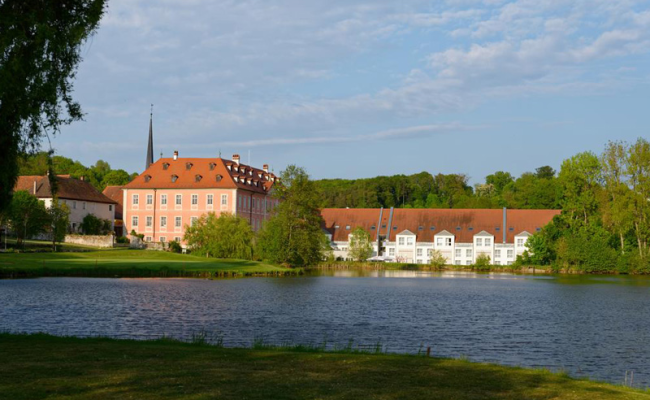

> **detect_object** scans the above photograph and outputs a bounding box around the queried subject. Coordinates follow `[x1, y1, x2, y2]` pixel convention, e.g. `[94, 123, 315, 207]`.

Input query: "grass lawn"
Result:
[0, 334, 647, 400]
[0, 249, 296, 278]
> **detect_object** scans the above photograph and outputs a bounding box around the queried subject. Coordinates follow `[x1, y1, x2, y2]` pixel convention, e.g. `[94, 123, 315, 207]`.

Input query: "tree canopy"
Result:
[0, 0, 106, 212]
[184, 213, 254, 259]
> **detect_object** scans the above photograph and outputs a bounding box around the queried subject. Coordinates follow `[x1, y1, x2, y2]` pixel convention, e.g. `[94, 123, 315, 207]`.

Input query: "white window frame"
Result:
[207, 194, 214, 210]
[495, 249, 501, 258]
[398, 237, 405, 245]
[132, 194, 139, 210]
[132, 215, 139, 227]
[146, 194, 153, 205]
[159, 237, 166, 243]
[455, 249, 461, 257]
[466, 249, 472, 257]
[221, 194, 228, 210]
[160, 216, 167, 231]
[485, 238, 492, 247]
[146, 216, 153, 230]
[175, 216, 182, 231]
[191, 194, 198, 210]
[507, 249, 514, 258]
[445, 237, 452, 246]
[476, 238, 483, 246]
[175, 194, 182, 210]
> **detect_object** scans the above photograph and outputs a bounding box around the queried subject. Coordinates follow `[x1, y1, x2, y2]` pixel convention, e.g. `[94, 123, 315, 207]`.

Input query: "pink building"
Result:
[123, 153, 279, 245]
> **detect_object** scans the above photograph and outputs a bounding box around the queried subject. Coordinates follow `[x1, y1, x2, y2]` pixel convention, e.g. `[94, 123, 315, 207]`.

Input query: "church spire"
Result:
[146, 104, 154, 170]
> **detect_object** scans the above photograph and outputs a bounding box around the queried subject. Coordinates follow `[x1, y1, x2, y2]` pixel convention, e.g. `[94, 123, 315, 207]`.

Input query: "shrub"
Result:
[473, 254, 491, 271]
[115, 236, 130, 244]
[168, 240, 182, 253]
[81, 214, 111, 235]
[429, 249, 447, 269]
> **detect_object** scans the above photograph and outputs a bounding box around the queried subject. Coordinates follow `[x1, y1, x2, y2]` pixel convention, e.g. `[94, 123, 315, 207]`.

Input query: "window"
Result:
[160, 216, 167, 228]
[455, 249, 461, 257]
[175, 216, 182, 228]
[416, 248, 423, 256]
[146, 216, 152, 227]
[399, 237, 405, 245]
[161, 194, 167, 205]
[147, 194, 153, 205]
[191, 217, 198, 226]
[132, 194, 139, 205]
[495, 261, 501, 265]
[466, 260, 472, 265]
[191, 194, 198, 205]
[174, 237, 181, 242]
[445, 238, 452, 246]
[175, 194, 182, 205]
[109, 205, 113, 211]
[163, 163, 169, 170]
[476, 238, 483, 246]
[507, 249, 514, 258]
[468, 227, 473, 231]
[393, 226, 397, 231]
[222, 194, 228, 206]
[418, 226, 423, 231]
[160, 237, 166, 243]
[437, 238, 444, 246]
[73, 201, 77, 209]
[171, 175, 178, 183]
[132, 216, 139, 227]
[146, 236, 152, 242]
[495, 249, 501, 258]
[485, 238, 492, 246]
[82, 202, 86, 210]
[456, 226, 461, 231]
[195, 175, 202, 182]
[466, 249, 472, 257]
[430, 226, 435, 230]
[427, 249, 433, 256]
[407, 237, 414, 245]
[389, 248, 395, 256]
[517, 238, 525, 246]
[371, 226, 376, 230]
[206, 194, 213, 206]
[345, 225, 350, 230]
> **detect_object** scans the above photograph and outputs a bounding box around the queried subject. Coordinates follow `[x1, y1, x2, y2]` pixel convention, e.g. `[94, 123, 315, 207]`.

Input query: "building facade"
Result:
[14, 175, 116, 232]
[122, 153, 279, 244]
[321, 208, 560, 265]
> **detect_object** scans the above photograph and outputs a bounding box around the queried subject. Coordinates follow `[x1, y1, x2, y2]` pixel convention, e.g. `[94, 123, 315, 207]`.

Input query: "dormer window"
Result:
[144, 175, 152, 183]
[216, 174, 223, 182]
[209, 163, 216, 171]
[195, 174, 202, 182]
[227, 165, 232, 171]
[249, 170, 253, 176]
[234, 166, 239, 172]
[186, 162, 193, 170]
[171, 175, 178, 183]
[234, 177, 239, 182]
[162, 163, 170, 170]
[258, 173, 262, 178]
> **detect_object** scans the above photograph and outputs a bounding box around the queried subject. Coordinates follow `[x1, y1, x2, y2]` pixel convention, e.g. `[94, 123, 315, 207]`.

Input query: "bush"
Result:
[473, 254, 491, 271]
[168, 240, 182, 253]
[130, 230, 145, 240]
[81, 214, 111, 235]
[429, 249, 447, 269]
[115, 236, 130, 244]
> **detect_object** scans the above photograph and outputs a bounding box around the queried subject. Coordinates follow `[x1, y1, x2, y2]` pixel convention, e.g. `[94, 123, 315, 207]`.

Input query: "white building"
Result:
[322, 208, 560, 265]
[15, 175, 116, 233]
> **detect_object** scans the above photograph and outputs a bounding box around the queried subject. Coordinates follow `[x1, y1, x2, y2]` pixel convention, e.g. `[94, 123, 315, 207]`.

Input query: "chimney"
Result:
[263, 164, 269, 173]
[173, 150, 178, 161]
[502, 207, 507, 244]
[233, 154, 240, 165]
[33, 180, 37, 195]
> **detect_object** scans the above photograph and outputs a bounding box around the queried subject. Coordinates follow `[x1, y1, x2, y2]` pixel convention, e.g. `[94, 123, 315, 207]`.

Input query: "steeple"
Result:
[145, 104, 154, 170]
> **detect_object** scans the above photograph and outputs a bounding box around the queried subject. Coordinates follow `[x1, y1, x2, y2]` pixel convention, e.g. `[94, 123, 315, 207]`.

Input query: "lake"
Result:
[1, 271, 649, 387]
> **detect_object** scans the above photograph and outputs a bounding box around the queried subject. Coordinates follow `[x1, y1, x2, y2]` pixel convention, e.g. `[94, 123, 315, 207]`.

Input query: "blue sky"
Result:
[52, 0, 650, 183]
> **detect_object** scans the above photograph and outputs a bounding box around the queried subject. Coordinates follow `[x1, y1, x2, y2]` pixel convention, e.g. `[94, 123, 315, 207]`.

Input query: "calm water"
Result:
[1, 271, 649, 386]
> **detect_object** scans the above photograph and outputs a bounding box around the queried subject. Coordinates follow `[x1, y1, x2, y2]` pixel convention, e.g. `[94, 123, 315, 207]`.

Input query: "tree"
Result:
[0, 0, 106, 212]
[535, 166, 556, 180]
[349, 227, 373, 261]
[184, 213, 254, 259]
[626, 138, 650, 258]
[80, 213, 110, 235]
[558, 152, 602, 227]
[4, 190, 50, 246]
[101, 169, 132, 188]
[256, 165, 329, 267]
[600, 141, 633, 254]
[48, 199, 70, 250]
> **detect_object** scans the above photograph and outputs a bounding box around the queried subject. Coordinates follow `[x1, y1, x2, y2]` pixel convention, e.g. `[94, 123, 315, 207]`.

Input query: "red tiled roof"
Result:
[124, 157, 278, 194]
[102, 186, 124, 219]
[14, 175, 117, 205]
[321, 208, 560, 244]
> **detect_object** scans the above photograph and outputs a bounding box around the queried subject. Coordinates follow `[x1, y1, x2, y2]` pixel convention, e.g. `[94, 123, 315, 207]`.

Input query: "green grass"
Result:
[0, 249, 298, 278]
[0, 333, 647, 400]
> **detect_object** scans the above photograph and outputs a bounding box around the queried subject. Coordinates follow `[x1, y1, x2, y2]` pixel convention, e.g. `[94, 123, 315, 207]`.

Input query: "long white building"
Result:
[321, 208, 560, 265]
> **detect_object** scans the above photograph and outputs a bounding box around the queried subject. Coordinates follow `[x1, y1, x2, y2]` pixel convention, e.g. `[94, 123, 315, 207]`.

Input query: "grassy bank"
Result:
[318, 261, 549, 274]
[0, 333, 646, 400]
[0, 249, 298, 279]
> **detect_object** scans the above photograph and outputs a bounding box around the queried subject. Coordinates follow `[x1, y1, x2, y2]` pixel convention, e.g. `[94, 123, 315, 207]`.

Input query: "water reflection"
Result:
[1, 275, 649, 387]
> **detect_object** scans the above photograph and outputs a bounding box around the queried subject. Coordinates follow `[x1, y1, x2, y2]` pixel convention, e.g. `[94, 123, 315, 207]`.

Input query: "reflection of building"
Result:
[102, 186, 125, 236]
[321, 208, 560, 264]
[14, 175, 116, 233]
[122, 153, 279, 245]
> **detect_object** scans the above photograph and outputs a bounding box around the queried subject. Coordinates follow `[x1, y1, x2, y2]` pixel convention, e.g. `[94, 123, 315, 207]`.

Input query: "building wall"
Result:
[123, 188, 278, 245]
[42, 198, 115, 233]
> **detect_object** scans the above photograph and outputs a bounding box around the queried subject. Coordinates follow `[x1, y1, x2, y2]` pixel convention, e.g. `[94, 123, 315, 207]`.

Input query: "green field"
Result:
[0, 333, 646, 400]
[0, 249, 297, 278]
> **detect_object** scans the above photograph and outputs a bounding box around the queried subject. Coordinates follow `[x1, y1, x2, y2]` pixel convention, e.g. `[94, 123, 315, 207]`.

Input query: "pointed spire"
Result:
[146, 104, 154, 170]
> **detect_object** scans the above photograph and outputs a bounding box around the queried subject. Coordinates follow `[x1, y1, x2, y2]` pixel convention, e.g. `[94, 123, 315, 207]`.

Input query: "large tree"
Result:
[348, 227, 373, 262]
[0, 0, 106, 212]
[256, 165, 329, 267]
[4, 190, 50, 246]
[184, 213, 254, 259]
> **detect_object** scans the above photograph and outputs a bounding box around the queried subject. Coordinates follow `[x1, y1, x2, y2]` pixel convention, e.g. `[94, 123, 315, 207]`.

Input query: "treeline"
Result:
[313, 166, 560, 210]
[18, 152, 137, 191]
[522, 139, 650, 274]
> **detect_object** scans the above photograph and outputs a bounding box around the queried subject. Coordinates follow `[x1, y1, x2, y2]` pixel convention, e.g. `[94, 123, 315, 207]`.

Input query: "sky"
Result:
[51, 0, 650, 183]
